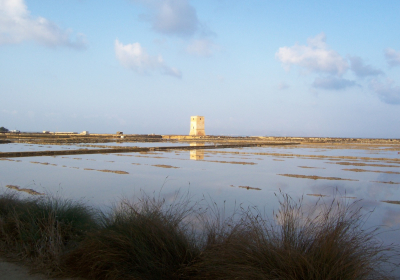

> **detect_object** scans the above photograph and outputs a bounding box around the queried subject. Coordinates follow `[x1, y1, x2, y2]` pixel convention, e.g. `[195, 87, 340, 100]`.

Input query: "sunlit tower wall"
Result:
[189, 116, 205, 136]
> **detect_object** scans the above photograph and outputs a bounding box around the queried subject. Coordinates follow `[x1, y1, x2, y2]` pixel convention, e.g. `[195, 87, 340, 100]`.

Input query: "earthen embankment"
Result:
[1, 132, 399, 145]
[0, 143, 298, 158]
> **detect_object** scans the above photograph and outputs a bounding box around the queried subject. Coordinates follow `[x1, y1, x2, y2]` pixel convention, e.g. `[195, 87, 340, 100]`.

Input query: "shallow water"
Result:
[1, 142, 400, 248]
[0, 141, 192, 153]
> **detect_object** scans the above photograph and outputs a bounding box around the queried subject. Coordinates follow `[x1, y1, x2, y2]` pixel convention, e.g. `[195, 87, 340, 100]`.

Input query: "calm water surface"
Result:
[1, 142, 400, 247]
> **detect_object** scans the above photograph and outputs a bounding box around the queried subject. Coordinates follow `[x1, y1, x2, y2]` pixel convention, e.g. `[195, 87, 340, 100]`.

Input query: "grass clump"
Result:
[0, 191, 98, 275]
[184, 192, 399, 280]
[64, 192, 200, 280]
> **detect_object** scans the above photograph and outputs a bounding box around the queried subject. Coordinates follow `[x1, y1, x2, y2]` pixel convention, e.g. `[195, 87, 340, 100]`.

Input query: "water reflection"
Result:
[190, 142, 204, 160]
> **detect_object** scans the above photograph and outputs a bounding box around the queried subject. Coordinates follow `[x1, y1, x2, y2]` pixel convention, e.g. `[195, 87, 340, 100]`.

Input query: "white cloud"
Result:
[370, 79, 400, 105]
[349, 56, 383, 78]
[276, 33, 348, 76]
[114, 39, 181, 78]
[312, 77, 356, 90]
[133, 0, 198, 37]
[131, 0, 219, 57]
[384, 48, 400, 67]
[0, 0, 86, 48]
[186, 39, 218, 56]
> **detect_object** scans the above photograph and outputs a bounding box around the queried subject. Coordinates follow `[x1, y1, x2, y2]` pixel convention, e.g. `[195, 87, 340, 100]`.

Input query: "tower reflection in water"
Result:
[189, 142, 204, 160]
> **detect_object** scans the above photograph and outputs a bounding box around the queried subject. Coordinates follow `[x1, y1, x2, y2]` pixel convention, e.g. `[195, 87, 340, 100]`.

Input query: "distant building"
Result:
[43, 131, 50, 134]
[81, 131, 90, 135]
[189, 116, 205, 136]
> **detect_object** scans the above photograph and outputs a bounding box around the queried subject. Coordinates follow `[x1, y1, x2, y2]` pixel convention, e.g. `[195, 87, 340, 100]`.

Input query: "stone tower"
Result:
[189, 116, 205, 136]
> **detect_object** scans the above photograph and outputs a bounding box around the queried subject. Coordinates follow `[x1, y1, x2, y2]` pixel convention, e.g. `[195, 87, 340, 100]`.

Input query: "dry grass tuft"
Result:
[64, 191, 200, 280]
[0, 192, 98, 275]
[182, 191, 399, 280]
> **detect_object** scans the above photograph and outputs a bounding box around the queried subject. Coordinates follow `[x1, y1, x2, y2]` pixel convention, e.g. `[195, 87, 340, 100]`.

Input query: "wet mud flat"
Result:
[278, 174, 358, 181]
[5, 185, 44, 195]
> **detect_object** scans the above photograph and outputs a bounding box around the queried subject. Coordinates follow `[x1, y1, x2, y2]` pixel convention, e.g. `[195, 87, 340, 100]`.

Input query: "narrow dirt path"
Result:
[0, 259, 80, 280]
[0, 259, 47, 280]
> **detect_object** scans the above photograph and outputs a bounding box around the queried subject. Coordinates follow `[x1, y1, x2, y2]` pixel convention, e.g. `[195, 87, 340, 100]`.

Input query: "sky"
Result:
[1, 0, 400, 138]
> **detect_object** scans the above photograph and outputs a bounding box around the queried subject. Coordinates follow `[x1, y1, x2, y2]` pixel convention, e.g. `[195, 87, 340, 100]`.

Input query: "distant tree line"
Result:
[0, 127, 9, 132]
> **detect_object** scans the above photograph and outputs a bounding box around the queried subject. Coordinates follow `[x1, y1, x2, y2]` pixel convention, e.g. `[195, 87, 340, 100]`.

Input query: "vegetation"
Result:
[184, 193, 399, 280]
[0, 190, 399, 279]
[0, 126, 9, 132]
[0, 192, 98, 275]
[65, 192, 199, 280]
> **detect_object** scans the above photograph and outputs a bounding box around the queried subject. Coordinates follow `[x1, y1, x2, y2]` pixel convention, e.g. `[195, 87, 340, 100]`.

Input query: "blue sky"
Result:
[1, 0, 400, 137]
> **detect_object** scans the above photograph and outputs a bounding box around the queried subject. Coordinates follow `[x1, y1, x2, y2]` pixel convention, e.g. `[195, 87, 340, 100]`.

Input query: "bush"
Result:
[0, 126, 8, 132]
